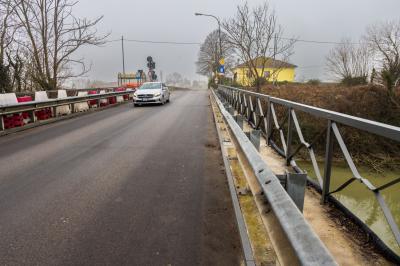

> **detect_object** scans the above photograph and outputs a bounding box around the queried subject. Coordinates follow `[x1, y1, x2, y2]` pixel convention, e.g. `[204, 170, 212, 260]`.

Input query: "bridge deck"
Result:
[0, 90, 242, 265]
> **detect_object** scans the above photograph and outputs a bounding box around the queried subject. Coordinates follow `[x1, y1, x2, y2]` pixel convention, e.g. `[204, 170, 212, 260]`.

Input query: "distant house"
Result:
[232, 56, 297, 86]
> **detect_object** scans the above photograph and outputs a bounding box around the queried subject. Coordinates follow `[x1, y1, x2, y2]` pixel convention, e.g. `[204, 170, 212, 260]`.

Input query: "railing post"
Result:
[266, 98, 272, 145]
[52, 106, 57, 117]
[235, 114, 244, 130]
[234, 91, 239, 110]
[250, 129, 261, 151]
[239, 93, 244, 114]
[29, 110, 37, 123]
[286, 108, 293, 166]
[321, 120, 334, 204]
[0, 115, 4, 131]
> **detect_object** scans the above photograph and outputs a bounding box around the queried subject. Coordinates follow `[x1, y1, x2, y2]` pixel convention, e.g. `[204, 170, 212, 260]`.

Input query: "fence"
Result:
[216, 85, 400, 260]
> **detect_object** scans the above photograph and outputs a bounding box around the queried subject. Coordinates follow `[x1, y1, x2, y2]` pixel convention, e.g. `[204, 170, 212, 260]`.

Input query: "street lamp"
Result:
[195, 12, 223, 84]
[195, 12, 222, 61]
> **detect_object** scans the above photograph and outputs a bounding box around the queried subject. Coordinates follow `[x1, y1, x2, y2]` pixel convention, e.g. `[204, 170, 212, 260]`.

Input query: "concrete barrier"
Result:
[99, 90, 108, 106]
[0, 93, 18, 106]
[35, 91, 49, 101]
[56, 90, 71, 116]
[34, 91, 52, 120]
[0, 93, 24, 129]
[74, 92, 90, 112]
[115, 87, 127, 102]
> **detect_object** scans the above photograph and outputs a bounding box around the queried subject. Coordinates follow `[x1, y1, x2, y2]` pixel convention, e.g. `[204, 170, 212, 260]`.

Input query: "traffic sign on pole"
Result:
[218, 65, 225, 74]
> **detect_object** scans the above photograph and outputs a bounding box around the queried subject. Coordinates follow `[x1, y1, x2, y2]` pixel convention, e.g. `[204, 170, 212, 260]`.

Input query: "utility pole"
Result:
[121, 36, 126, 74]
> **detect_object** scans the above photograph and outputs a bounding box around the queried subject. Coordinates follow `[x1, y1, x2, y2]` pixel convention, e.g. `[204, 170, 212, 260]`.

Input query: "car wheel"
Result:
[167, 98, 170, 103]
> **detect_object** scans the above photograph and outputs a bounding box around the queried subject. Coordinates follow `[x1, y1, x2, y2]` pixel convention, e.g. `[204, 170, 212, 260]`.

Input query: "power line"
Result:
[125, 39, 201, 45]
[104, 36, 361, 46]
[297, 65, 325, 69]
[279, 37, 360, 45]
[104, 38, 201, 45]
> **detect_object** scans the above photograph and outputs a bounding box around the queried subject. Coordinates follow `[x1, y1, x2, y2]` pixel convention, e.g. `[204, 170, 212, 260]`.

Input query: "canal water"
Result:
[297, 161, 400, 255]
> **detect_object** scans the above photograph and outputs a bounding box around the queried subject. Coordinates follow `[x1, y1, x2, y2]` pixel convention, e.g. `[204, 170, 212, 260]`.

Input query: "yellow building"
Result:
[232, 57, 297, 86]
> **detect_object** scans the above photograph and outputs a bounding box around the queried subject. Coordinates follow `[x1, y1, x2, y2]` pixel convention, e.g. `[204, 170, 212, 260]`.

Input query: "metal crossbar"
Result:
[217, 85, 400, 251]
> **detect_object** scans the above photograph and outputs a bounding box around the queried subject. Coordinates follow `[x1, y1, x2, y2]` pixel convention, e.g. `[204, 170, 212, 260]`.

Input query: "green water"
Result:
[297, 161, 400, 255]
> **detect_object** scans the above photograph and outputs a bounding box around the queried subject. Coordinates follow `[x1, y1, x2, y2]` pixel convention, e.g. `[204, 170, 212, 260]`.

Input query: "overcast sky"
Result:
[73, 0, 400, 83]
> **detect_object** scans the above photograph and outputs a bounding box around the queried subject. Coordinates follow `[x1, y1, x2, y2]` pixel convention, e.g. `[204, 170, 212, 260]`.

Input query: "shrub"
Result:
[251, 77, 267, 88]
[341, 76, 368, 86]
[307, 79, 321, 85]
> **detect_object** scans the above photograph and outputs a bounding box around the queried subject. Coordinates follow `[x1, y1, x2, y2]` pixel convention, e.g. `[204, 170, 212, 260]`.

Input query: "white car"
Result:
[133, 82, 170, 106]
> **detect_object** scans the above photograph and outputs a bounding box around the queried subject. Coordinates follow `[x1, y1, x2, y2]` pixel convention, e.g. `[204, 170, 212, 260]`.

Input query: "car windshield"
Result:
[139, 83, 161, 90]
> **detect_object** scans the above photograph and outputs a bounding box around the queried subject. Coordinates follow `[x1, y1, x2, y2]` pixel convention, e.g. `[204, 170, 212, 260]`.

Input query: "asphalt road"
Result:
[0, 90, 241, 265]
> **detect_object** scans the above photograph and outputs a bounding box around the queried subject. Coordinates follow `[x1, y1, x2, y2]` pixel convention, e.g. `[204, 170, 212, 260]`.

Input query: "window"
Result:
[264, 71, 270, 78]
[139, 83, 162, 90]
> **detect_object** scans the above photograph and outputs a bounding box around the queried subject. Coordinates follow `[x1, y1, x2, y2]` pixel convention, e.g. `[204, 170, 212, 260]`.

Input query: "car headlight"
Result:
[154, 93, 161, 97]
[134, 93, 139, 97]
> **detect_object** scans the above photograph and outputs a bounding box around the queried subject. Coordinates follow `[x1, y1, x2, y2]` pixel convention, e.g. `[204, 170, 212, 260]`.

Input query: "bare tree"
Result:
[222, 1, 295, 90]
[166, 72, 183, 86]
[0, 0, 17, 92]
[0, 0, 17, 65]
[326, 38, 370, 85]
[196, 29, 234, 78]
[14, 0, 108, 90]
[365, 20, 400, 99]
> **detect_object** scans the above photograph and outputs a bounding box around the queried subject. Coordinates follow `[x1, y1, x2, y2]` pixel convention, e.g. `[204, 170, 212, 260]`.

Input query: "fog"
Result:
[72, 0, 400, 83]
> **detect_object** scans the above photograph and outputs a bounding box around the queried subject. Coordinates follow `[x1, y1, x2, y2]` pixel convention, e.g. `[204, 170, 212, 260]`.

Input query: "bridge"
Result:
[0, 86, 399, 265]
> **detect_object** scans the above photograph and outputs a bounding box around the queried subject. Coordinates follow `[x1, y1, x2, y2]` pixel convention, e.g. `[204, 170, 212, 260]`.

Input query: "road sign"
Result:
[219, 58, 225, 65]
[218, 65, 225, 74]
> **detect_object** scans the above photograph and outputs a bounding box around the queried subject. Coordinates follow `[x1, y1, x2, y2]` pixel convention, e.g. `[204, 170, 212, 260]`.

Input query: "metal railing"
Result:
[212, 89, 337, 265]
[216, 85, 400, 258]
[0, 91, 133, 131]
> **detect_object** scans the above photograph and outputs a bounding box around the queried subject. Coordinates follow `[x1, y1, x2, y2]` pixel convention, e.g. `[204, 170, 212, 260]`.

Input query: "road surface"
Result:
[0, 90, 241, 265]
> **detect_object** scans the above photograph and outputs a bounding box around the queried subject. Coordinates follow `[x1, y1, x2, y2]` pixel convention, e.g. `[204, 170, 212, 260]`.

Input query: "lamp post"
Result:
[195, 13, 222, 58]
[195, 12, 223, 70]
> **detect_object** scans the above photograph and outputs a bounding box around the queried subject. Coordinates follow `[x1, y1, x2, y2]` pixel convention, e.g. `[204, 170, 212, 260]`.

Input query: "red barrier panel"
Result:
[35, 108, 51, 120]
[88, 90, 98, 106]
[17, 96, 33, 103]
[99, 101, 109, 107]
[17, 96, 33, 122]
[108, 97, 117, 104]
[115, 87, 130, 100]
[3, 114, 24, 129]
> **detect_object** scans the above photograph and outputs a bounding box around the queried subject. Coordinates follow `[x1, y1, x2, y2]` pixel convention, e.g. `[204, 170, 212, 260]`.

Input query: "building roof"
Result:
[234, 56, 297, 69]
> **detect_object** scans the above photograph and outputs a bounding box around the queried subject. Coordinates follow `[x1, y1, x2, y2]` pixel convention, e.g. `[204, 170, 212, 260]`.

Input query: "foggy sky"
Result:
[73, 0, 400, 83]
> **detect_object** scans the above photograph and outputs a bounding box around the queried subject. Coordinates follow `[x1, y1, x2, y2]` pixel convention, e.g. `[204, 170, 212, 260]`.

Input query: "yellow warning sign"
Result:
[219, 58, 225, 65]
